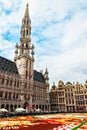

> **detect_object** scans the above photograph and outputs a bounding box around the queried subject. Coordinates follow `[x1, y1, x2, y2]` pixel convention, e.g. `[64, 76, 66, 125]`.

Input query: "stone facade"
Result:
[50, 80, 87, 112]
[49, 83, 58, 111]
[0, 4, 50, 112]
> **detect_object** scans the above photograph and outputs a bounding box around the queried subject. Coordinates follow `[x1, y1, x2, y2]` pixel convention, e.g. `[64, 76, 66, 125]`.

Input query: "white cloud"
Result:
[0, 0, 87, 87]
[60, 10, 87, 50]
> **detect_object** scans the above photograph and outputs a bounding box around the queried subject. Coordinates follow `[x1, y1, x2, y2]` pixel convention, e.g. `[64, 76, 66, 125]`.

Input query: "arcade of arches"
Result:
[0, 103, 50, 112]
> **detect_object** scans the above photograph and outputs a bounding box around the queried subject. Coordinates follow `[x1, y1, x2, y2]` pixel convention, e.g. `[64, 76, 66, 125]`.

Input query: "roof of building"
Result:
[65, 81, 72, 85]
[0, 56, 19, 75]
[33, 70, 45, 83]
[0, 56, 45, 83]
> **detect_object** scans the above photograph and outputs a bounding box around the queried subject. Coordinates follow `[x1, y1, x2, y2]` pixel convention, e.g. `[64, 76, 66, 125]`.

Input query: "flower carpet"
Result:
[0, 113, 87, 130]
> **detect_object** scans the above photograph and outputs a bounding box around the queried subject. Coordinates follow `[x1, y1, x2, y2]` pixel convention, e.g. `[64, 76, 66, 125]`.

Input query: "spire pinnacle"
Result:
[24, 3, 29, 17]
[45, 67, 48, 74]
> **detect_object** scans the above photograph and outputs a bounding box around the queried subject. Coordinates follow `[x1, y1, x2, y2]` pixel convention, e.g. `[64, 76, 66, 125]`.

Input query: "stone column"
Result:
[2, 92, 5, 99]
[30, 95, 32, 107]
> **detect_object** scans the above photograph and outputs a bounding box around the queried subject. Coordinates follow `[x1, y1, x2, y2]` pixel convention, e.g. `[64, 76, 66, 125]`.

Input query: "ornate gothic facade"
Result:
[0, 4, 50, 112]
[50, 81, 87, 112]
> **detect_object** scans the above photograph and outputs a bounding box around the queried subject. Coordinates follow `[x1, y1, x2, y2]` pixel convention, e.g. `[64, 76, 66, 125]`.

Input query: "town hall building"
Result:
[0, 3, 50, 112]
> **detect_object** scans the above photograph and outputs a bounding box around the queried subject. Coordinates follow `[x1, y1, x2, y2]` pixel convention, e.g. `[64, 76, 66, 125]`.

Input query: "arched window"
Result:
[6, 104, 9, 110]
[1, 104, 4, 108]
[1, 79, 4, 84]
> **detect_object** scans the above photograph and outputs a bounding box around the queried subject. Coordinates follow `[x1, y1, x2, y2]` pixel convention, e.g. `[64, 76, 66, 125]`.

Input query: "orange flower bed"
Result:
[0, 113, 87, 130]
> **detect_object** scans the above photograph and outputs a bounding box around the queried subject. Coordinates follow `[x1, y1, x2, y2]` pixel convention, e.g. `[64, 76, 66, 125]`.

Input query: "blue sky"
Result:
[0, 0, 87, 87]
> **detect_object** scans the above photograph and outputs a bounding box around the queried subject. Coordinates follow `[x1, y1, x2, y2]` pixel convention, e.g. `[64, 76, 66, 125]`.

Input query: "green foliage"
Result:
[72, 122, 86, 130]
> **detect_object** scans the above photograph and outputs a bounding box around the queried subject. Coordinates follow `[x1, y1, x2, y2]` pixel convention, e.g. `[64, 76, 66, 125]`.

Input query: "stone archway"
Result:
[45, 105, 47, 111]
[39, 105, 41, 109]
[14, 105, 17, 110]
[42, 105, 44, 111]
[24, 102, 29, 109]
[1, 104, 5, 108]
[18, 105, 21, 108]
[6, 104, 9, 111]
[10, 105, 13, 112]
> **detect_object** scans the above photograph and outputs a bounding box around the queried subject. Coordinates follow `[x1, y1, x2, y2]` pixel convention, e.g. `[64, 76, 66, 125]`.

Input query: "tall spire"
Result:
[14, 2, 34, 79]
[18, 2, 31, 57]
[24, 3, 29, 18]
[45, 67, 48, 74]
[14, 3, 32, 59]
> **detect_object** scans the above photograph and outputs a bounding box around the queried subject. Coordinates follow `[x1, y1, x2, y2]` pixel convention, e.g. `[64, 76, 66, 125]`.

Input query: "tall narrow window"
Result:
[9, 93, 11, 99]
[26, 60, 28, 68]
[0, 92, 2, 98]
[5, 92, 7, 99]
[26, 70, 28, 79]
[13, 93, 15, 99]
[10, 80, 12, 86]
[16, 94, 18, 99]
[30, 61, 31, 70]
[1, 79, 4, 84]
[27, 19, 28, 25]
[27, 29, 28, 36]
[6, 80, 9, 86]
[14, 81, 16, 87]
[17, 82, 19, 87]
[23, 29, 25, 37]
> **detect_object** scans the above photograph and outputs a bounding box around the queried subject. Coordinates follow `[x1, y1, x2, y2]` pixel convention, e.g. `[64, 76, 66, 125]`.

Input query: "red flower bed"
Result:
[0, 113, 87, 130]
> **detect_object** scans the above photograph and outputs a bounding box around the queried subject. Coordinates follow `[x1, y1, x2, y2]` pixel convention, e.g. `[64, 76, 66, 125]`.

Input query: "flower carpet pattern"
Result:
[0, 113, 87, 130]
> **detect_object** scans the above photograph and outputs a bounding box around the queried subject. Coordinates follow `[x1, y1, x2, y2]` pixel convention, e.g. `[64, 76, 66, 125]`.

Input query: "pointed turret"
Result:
[23, 3, 31, 25]
[52, 82, 57, 90]
[45, 68, 48, 74]
[44, 68, 49, 84]
[24, 3, 29, 17]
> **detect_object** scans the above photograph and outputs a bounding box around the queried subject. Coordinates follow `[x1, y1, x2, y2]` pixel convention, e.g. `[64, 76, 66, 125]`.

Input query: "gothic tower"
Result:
[14, 3, 34, 79]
